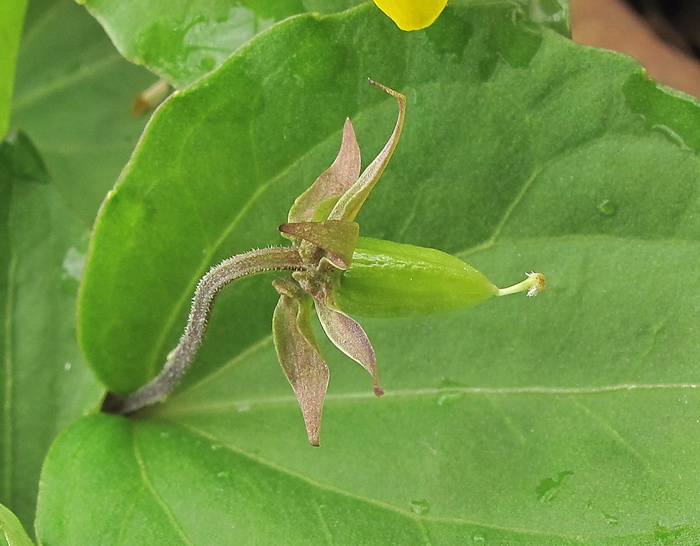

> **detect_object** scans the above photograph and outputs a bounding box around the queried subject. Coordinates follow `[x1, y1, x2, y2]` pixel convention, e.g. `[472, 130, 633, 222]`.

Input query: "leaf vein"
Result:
[176, 422, 591, 540]
[570, 398, 653, 472]
[132, 430, 194, 544]
[13, 55, 122, 110]
[160, 382, 700, 417]
[457, 233, 700, 259]
[16, 0, 69, 50]
[312, 500, 335, 545]
[2, 255, 17, 504]
[485, 395, 528, 446]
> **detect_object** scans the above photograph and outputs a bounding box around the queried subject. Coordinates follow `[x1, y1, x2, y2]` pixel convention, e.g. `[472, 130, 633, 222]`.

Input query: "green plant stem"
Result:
[117, 246, 305, 414]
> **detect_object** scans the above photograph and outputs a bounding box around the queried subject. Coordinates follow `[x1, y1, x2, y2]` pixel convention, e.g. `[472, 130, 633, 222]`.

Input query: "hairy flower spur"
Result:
[113, 81, 546, 445]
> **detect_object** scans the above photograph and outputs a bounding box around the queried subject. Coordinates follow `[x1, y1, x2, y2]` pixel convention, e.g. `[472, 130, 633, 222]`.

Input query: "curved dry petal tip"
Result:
[328, 82, 406, 222]
[287, 119, 361, 223]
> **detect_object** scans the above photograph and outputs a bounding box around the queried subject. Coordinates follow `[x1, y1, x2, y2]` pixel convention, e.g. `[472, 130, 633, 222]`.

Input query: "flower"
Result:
[373, 0, 448, 31]
[270, 81, 405, 444]
[115, 81, 546, 446]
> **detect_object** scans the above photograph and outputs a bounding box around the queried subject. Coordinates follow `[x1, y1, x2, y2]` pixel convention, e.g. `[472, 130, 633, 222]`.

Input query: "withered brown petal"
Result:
[314, 299, 383, 396]
[287, 119, 361, 223]
[328, 82, 406, 223]
[272, 282, 330, 446]
[279, 220, 359, 270]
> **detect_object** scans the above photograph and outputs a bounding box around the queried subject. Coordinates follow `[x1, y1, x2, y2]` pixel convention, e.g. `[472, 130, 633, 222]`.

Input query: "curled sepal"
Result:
[272, 279, 329, 446]
[288, 119, 361, 223]
[328, 81, 406, 223]
[279, 220, 359, 270]
[314, 299, 383, 396]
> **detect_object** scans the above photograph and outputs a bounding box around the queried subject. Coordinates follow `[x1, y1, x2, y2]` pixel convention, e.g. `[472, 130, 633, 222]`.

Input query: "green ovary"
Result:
[333, 237, 498, 318]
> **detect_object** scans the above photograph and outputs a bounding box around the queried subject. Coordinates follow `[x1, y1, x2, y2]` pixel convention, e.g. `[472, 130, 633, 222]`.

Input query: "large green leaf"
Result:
[45, 3, 700, 543]
[0, 0, 27, 139]
[79, 0, 569, 89]
[10, 0, 156, 224]
[0, 132, 103, 532]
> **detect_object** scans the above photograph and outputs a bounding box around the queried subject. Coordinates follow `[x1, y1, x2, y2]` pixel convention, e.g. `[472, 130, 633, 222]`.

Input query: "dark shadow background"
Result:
[572, 0, 700, 98]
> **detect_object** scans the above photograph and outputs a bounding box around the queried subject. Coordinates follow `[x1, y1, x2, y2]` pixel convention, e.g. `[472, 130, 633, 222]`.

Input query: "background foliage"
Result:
[1, 0, 699, 544]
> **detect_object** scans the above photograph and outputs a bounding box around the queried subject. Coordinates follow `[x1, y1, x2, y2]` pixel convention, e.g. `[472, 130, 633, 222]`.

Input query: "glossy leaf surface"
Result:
[10, 0, 156, 224]
[0, 133, 102, 531]
[45, 3, 700, 543]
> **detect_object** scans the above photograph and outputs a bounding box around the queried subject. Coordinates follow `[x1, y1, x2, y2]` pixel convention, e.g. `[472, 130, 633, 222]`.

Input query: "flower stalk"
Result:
[116, 247, 304, 414]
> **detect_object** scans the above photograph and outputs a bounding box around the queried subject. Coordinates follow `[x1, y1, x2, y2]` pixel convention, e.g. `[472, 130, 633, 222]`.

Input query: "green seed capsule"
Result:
[332, 237, 499, 318]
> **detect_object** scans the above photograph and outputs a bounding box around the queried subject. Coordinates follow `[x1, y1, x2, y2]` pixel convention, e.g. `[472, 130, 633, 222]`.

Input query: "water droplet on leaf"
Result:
[409, 499, 430, 515]
[437, 393, 463, 406]
[603, 513, 620, 525]
[536, 470, 573, 502]
[653, 521, 690, 542]
[439, 378, 468, 389]
[199, 56, 216, 72]
[437, 378, 466, 405]
[597, 199, 616, 216]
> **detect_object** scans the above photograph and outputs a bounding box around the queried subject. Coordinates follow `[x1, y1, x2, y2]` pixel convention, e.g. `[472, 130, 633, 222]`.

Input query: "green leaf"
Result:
[0, 132, 103, 532]
[79, 0, 312, 88]
[59, 2, 700, 542]
[79, 0, 568, 89]
[507, 0, 569, 35]
[10, 0, 157, 225]
[0, 501, 34, 546]
[0, 0, 27, 140]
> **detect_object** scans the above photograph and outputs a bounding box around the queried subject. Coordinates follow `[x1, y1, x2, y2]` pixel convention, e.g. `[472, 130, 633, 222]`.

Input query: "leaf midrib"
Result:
[160, 382, 700, 418]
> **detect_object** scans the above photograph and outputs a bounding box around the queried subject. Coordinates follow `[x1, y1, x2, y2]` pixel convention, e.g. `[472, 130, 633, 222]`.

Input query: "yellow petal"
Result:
[373, 0, 448, 31]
